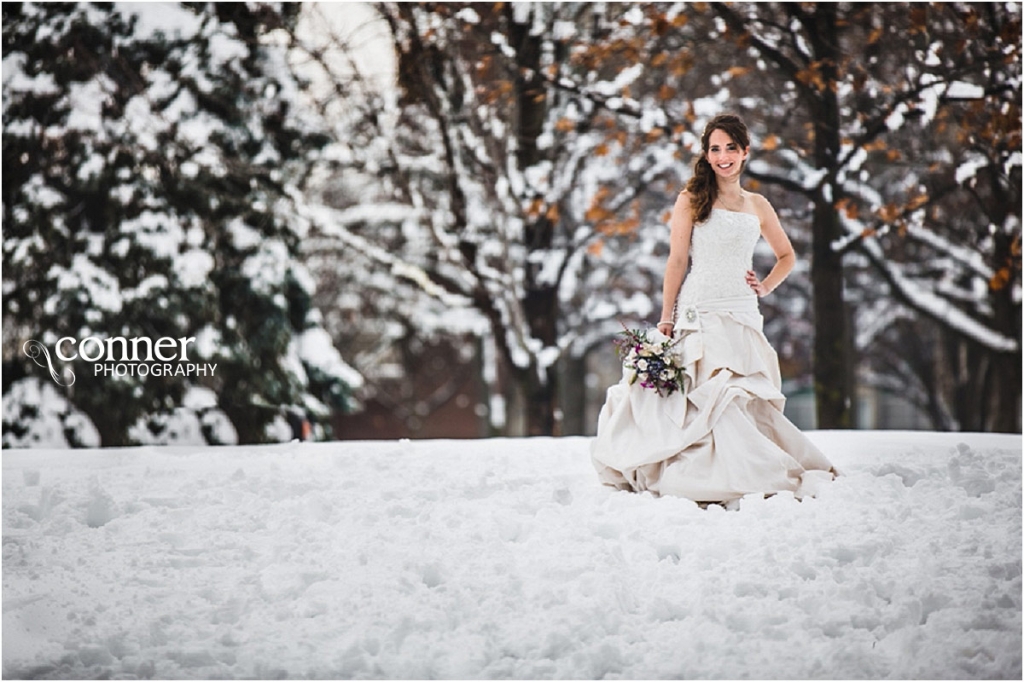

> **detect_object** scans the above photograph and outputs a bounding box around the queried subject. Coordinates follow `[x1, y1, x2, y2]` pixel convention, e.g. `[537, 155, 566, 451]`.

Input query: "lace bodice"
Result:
[677, 208, 762, 305]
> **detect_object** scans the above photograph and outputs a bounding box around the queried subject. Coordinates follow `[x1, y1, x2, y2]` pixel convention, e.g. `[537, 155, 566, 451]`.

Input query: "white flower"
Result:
[636, 359, 648, 371]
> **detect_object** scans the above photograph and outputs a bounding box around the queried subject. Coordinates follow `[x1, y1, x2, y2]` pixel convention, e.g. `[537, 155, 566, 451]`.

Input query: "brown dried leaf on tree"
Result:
[990, 267, 1011, 291]
[585, 187, 612, 223]
[906, 193, 929, 211]
[877, 203, 900, 222]
[836, 197, 859, 220]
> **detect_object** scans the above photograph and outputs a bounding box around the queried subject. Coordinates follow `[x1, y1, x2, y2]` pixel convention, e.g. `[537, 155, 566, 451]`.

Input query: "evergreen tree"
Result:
[2, 2, 361, 447]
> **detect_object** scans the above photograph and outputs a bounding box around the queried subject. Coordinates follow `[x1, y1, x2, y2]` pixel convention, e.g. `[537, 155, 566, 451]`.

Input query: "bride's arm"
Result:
[658, 192, 694, 336]
[746, 194, 795, 297]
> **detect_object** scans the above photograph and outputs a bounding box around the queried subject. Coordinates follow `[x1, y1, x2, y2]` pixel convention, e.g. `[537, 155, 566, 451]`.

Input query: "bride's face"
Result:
[705, 129, 749, 180]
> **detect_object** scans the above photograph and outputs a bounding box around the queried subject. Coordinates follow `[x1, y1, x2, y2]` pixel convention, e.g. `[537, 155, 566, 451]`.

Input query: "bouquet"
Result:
[615, 326, 686, 397]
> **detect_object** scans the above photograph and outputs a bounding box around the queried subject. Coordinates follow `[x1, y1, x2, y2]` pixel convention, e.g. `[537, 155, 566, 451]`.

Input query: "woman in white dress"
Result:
[591, 114, 836, 504]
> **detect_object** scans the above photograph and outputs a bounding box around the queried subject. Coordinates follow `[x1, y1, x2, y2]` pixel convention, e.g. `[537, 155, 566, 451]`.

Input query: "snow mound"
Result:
[2, 431, 1020, 679]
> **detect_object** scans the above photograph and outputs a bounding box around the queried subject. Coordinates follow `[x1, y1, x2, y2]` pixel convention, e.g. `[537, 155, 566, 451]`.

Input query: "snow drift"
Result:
[3, 431, 1020, 679]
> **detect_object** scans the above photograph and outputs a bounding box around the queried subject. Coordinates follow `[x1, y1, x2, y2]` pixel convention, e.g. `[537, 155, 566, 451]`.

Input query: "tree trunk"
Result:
[810, 199, 852, 428]
[525, 369, 558, 436]
[990, 351, 1022, 432]
[559, 352, 588, 435]
[807, 6, 854, 429]
[510, 4, 561, 436]
[985, 169, 1022, 433]
[506, 4, 545, 170]
[522, 284, 559, 436]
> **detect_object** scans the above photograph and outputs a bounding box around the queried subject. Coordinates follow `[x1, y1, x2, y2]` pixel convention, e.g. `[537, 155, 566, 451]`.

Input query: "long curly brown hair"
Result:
[685, 114, 751, 224]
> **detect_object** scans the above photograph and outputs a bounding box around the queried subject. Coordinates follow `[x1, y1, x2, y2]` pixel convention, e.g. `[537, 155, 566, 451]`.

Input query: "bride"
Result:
[591, 113, 836, 504]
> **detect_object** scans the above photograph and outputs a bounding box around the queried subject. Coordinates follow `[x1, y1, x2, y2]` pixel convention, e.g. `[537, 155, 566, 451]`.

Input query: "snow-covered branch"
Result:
[840, 213, 1018, 354]
[285, 188, 474, 308]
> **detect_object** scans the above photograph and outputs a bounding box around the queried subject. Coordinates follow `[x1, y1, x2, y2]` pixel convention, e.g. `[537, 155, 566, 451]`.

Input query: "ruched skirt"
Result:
[591, 295, 835, 503]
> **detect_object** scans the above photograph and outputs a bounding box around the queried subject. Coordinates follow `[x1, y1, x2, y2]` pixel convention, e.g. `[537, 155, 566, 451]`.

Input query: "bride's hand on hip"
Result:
[657, 321, 674, 337]
[745, 270, 769, 297]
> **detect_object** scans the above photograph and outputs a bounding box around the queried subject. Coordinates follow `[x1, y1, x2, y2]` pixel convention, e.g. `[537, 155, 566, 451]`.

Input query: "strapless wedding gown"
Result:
[591, 208, 835, 503]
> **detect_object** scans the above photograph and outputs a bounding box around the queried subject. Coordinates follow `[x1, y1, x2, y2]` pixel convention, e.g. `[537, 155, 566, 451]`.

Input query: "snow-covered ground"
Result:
[3, 431, 1020, 679]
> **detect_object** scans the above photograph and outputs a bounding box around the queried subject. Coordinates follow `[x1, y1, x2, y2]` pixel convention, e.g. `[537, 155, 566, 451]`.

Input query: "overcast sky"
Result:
[295, 2, 396, 96]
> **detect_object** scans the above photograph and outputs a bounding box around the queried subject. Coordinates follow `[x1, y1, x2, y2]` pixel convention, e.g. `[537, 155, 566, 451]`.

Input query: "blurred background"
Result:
[2, 2, 1020, 447]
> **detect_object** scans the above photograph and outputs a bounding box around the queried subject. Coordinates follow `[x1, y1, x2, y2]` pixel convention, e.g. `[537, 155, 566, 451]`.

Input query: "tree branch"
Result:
[711, 3, 805, 82]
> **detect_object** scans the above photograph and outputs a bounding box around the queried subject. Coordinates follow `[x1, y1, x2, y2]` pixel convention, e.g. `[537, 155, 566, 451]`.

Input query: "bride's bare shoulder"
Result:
[670, 190, 695, 232]
[746, 191, 768, 205]
[748, 192, 778, 215]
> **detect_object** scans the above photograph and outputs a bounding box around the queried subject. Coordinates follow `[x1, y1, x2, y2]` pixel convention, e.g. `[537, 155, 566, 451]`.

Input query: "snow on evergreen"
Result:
[2, 3, 361, 446]
[2, 432, 1020, 678]
[1, 378, 100, 449]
